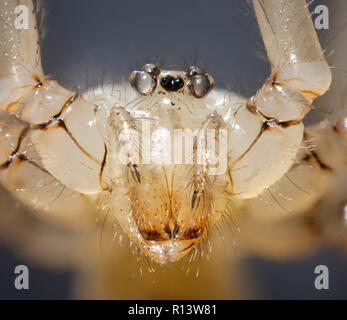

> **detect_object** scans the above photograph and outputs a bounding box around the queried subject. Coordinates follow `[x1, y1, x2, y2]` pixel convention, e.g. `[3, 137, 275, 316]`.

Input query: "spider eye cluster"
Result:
[129, 64, 214, 98]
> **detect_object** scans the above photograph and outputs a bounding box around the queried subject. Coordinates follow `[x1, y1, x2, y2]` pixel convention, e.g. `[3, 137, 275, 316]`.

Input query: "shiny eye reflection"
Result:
[186, 66, 214, 98]
[129, 64, 160, 95]
[129, 70, 157, 95]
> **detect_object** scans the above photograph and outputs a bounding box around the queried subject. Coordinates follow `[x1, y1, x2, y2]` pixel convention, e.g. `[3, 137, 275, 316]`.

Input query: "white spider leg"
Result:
[228, 0, 347, 258]
[230, 121, 347, 260]
[254, 0, 331, 98]
[242, 0, 347, 218]
[0, 1, 105, 200]
[244, 121, 346, 220]
[225, 0, 332, 198]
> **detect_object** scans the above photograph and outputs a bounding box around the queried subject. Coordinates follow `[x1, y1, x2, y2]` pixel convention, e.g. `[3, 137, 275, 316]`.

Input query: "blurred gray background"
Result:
[0, 0, 346, 299]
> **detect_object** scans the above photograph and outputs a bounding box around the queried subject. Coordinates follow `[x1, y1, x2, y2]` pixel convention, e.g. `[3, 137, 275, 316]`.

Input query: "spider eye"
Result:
[186, 66, 214, 98]
[130, 64, 160, 95]
[160, 76, 184, 92]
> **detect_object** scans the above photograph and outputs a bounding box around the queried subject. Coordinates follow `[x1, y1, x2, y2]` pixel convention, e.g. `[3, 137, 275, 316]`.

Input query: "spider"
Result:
[0, 0, 346, 298]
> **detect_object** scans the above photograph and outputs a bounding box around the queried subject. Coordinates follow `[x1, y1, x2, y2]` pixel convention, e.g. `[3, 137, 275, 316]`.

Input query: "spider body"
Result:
[0, 0, 345, 275]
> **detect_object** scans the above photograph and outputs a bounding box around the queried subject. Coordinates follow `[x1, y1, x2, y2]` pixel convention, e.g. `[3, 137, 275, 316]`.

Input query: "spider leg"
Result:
[225, 0, 332, 198]
[0, 1, 106, 214]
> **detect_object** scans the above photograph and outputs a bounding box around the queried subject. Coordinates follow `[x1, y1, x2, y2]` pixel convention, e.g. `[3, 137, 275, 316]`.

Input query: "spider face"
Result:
[108, 65, 225, 265]
[129, 64, 214, 98]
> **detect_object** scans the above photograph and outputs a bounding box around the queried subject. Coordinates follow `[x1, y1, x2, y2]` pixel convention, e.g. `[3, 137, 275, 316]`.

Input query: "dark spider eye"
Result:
[186, 66, 214, 98]
[129, 70, 157, 95]
[160, 76, 184, 92]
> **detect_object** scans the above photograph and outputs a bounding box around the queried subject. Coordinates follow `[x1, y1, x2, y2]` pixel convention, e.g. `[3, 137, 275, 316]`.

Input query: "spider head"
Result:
[129, 64, 214, 98]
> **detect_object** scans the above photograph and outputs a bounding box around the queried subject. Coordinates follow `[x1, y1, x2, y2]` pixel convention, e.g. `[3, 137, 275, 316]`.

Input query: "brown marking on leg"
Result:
[0, 126, 30, 170]
[230, 121, 270, 168]
[99, 144, 109, 191]
[31, 93, 100, 165]
[33, 75, 43, 88]
[17, 153, 51, 175]
[33, 93, 79, 130]
[246, 101, 302, 128]
[56, 120, 101, 165]
[276, 119, 301, 128]
[270, 72, 278, 87]
[0, 128, 50, 176]
[0, 153, 17, 170]
[33, 74, 41, 83]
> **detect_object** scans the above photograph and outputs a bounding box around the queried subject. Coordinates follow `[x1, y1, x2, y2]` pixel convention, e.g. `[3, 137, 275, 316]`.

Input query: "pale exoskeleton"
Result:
[0, 0, 346, 298]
